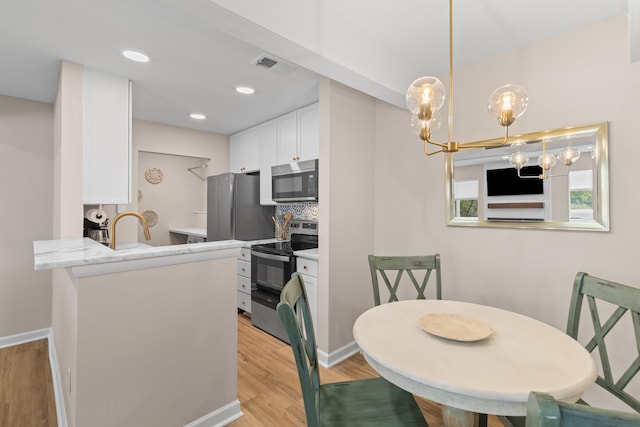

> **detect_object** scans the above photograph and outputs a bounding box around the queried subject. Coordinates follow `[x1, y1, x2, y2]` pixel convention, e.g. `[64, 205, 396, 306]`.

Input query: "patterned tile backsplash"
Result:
[275, 202, 319, 221]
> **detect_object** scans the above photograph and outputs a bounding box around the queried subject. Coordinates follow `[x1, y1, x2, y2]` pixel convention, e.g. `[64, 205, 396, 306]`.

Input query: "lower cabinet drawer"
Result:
[237, 259, 250, 278]
[297, 258, 318, 277]
[237, 275, 251, 293]
[237, 290, 251, 313]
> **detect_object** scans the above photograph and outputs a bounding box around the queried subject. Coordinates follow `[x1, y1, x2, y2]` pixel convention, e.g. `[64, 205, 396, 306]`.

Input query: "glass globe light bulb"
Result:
[538, 152, 557, 170]
[509, 151, 529, 170]
[406, 76, 446, 118]
[487, 84, 529, 127]
[410, 110, 441, 140]
[427, 110, 441, 131]
[410, 114, 425, 136]
[558, 147, 580, 166]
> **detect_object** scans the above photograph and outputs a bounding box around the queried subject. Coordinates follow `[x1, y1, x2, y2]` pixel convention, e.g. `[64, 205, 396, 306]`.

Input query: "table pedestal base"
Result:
[442, 405, 481, 427]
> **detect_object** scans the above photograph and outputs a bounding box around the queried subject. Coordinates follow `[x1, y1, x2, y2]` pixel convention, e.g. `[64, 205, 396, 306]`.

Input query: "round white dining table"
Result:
[352, 300, 597, 427]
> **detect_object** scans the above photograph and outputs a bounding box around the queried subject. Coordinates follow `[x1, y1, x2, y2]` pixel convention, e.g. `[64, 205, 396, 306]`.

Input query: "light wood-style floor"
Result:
[0, 339, 57, 427]
[231, 313, 502, 427]
[1, 314, 502, 426]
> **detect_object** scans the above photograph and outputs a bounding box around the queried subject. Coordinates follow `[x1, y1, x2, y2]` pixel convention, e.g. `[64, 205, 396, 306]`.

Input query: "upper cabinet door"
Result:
[230, 126, 260, 173]
[229, 131, 244, 173]
[259, 119, 278, 205]
[243, 126, 261, 172]
[297, 103, 319, 162]
[276, 111, 298, 164]
[83, 67, 131, 204]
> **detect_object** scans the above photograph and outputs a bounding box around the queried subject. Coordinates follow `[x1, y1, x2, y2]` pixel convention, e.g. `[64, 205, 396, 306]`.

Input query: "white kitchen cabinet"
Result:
[276, 103, 319, 165]
[297, 103, 319, 161]
[297, 257, 318, 331]
[276, 111, 298, 164]
[237, 247, 252, 313]
[232, 103, 319, 204]
[259, 119, 278, 205]
[82, 67, 132, 204]
[230, 126, 260, 173]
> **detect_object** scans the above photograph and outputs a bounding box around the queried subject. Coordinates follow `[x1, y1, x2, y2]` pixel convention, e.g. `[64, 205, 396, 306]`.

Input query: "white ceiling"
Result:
[0, 0, 629, 135]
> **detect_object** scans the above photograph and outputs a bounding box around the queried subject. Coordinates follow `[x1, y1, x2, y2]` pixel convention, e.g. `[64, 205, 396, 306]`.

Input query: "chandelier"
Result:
[405, 0, 580, 177]
[406, 0, 528, 154]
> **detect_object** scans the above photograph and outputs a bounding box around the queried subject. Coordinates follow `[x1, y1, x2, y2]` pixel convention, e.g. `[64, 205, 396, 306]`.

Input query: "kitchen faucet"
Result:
[109, 211, 151, 249]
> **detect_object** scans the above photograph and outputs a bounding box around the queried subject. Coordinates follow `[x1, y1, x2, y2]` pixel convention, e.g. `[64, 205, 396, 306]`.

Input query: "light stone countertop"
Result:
[168, 227, 207, 238]
[33, 237, 279, 273]
[33, 238, 243, 271]
[294, 248, 319, 260]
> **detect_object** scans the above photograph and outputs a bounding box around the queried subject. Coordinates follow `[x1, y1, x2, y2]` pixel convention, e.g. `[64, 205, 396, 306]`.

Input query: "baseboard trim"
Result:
[184, 399, 243, 427]
[318, 340, 360, 368]
[0, 327, 50, 349]
[48, 332, 68, 427]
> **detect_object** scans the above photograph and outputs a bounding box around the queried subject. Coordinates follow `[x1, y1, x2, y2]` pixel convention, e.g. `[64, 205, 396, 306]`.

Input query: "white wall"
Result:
[371, 15, 639, 409]
[0, 96, 53, 337]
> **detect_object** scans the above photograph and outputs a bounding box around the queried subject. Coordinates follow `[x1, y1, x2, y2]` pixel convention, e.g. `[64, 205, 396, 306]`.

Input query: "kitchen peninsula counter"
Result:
[34, 237, 276, 275]
[33, 237, 269, 427]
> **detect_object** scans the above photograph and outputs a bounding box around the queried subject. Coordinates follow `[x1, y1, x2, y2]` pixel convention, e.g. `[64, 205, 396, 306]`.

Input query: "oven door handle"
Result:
[251, 250, 291, 263]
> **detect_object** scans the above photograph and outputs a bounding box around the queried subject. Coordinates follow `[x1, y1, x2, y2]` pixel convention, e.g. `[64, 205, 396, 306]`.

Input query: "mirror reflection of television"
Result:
[486, 166, 543, 196]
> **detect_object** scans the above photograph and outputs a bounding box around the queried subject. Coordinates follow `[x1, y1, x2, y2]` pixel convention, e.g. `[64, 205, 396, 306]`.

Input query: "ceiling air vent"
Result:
[254, 55, 278, 69]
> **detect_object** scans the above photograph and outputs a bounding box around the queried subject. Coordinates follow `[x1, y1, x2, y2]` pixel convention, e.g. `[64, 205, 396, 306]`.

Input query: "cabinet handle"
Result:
[303, 265, 308, 270]
[241, 268, 246, 273]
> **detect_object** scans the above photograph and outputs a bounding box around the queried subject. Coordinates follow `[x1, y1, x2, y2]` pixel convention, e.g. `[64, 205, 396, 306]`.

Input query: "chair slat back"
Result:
[566, 272, 640, 412]
[525, 391, 640, 427]
[368, 254, 442, 306]
[277, 273, 320, 427]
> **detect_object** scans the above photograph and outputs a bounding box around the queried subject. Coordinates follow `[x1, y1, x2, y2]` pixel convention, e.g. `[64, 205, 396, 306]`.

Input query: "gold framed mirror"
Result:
[445, 122, 609, 231]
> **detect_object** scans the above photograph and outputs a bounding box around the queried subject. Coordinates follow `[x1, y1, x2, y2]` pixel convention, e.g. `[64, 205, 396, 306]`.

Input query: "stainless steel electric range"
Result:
[250, 219, 318, 343]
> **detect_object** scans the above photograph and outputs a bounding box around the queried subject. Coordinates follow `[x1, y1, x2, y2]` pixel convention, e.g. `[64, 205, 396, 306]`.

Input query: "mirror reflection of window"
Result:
[569, 170, 593, 221]
[454, 180, 479, 218]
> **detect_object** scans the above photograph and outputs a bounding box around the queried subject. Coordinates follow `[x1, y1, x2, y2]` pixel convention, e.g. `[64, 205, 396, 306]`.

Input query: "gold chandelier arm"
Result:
[424, 141, 444, 156]
[457, 124, 512, 150]
[424, 138, 449, 149]
[457, 138, 508, 150]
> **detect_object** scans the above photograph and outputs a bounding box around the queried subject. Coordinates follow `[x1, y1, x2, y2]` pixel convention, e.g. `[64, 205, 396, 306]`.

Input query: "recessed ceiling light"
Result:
[122, 50, 150, 63]
[190, 113, 206, 120]
[235, 85, 255, 95]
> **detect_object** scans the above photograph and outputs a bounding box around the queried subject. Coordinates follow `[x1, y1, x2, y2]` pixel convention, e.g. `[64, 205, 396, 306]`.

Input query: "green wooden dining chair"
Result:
[368, 254, 442, 306]
[506, 272, 640, 427]
[277, 273, 429, 427]
[566, 272, 640, 411]
[525, 391, 640, 427]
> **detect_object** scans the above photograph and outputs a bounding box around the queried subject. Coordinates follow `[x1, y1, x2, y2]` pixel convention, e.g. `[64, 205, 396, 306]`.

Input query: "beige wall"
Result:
[0, 96, 53, 336]
[110, 119, 229, 245]
[52, 60, 85, 427]
[370, 15, 639, 409]
[318, 79, 376, 352]
[74, 258, 237, 426]
[137, 151, 208, 246]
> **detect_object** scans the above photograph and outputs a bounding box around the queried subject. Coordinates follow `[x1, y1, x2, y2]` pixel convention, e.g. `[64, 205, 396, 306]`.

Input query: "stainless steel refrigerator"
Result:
[206, 173, 274, 241]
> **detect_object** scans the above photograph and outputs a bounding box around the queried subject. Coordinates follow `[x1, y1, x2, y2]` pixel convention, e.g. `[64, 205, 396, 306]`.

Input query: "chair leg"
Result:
[478, 412, 488, 427]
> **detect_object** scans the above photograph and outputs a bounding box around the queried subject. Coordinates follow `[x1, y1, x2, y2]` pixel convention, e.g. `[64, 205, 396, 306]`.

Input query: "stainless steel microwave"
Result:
[271, 159, 318, 202]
